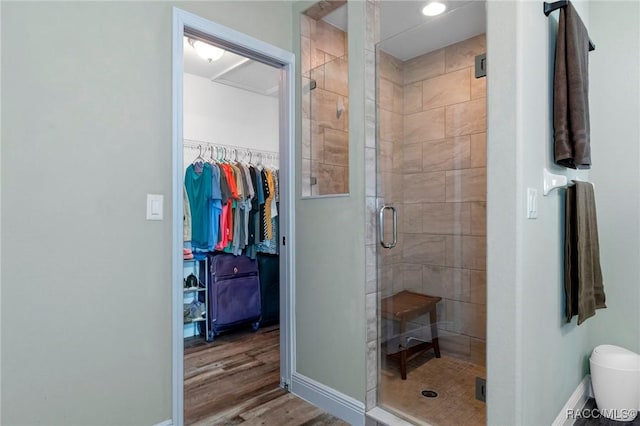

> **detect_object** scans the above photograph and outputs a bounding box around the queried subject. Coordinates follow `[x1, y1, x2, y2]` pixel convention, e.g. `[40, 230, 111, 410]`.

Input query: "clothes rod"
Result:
[543, 1, 596, 51]
[183, 139, 278, 157]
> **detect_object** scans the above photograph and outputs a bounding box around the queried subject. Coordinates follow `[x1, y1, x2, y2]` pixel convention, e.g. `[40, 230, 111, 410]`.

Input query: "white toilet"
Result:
[590, 345, 640, 421]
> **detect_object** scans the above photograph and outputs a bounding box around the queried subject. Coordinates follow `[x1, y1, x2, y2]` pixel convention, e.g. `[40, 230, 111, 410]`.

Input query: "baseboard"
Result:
[552, 375, 593, 426]
[290, 373, 365, 426]
[152, 420, 172, 426]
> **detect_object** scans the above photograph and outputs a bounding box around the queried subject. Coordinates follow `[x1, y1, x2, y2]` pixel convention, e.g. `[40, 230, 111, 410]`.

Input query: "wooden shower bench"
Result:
[381, 290, 442, 380]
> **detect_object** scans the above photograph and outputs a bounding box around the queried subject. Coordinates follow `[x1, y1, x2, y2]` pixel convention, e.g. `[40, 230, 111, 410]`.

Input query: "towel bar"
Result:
[543, 168, 568, 195]
[543, 1, 596, 51]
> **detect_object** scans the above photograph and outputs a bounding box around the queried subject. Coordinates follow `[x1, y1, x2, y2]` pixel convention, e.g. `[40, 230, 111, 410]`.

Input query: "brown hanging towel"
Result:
[564, 181, 606, 324]
[553, 1, 592, 169]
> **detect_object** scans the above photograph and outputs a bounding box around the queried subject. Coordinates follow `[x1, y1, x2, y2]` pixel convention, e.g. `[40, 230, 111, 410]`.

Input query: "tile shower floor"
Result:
[380, 352, 486, 426]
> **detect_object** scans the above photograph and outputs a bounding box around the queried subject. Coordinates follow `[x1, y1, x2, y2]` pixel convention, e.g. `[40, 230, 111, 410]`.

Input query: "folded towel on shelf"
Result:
[565, 181, 606, 325]
[553, 1, 592, 169]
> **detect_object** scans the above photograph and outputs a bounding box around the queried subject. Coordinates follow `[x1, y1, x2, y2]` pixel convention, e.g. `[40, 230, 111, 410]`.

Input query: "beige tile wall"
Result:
[378, 35, 487, 367]
[301, 15, 349, 196]
[377, 50, 404, 302]
[365, 0, 380, 411]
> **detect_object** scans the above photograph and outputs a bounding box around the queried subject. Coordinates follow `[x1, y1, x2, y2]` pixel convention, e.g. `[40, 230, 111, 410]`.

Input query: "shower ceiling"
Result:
[183, 37, 280, 97]
[323, 0, 487, 61]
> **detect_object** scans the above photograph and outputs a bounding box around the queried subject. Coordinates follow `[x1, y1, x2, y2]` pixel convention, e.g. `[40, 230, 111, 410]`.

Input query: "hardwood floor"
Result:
[184, 326, 349, 425]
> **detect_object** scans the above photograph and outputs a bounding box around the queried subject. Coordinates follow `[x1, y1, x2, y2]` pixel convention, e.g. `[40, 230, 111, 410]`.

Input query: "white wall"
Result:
[0, 2, 291, 425]
[588, 1, 640, 352]
[487, 1, 594, 424]
[183, 73, 279, 156]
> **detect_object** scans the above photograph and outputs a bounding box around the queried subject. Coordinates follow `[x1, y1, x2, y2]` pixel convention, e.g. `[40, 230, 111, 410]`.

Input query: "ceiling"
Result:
[323, 0, 486, 61]
[183, 37, 280, 97]
[183, 1, 486, 94]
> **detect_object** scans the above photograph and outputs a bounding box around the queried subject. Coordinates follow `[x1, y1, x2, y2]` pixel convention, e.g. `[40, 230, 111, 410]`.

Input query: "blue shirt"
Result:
[211, 163, 222, 200]
[185, 162, 212, 249]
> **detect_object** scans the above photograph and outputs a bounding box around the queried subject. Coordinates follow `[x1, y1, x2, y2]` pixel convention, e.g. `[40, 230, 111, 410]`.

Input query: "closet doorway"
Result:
[172, 9, 295, 426]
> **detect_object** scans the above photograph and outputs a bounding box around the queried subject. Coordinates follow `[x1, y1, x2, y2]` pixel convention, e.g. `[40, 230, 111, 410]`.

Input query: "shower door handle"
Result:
[379, 205, 397, 249]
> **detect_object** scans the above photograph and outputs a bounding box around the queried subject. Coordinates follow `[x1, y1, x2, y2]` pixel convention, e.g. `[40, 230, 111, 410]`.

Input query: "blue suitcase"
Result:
[208, 254, 261, 339]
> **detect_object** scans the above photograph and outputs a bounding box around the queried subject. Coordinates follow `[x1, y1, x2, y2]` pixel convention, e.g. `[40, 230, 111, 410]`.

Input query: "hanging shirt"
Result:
[274, 169, 280, 203]
[219, 165, 231, 205]
[208, 163, 222, 251]
[185, 162, 212, 249]
[259, 168, 270, 242]
[240, 163, 254, 200]
[211, 163, 222, 200]
[268, 169, 278, 219]
[263, 169, 275, 240]
[229, 164, 243, 254]
[218, 164, 237, 250]
[183, 185, 191, 242]
[255, 215, 279, 255]
[223, 164, 239, 200]
[256, 166, 265, 205]
[215, 203, 230, 251]
[256, 168, 279, 255]
[239, 164, 253, 247]
[247, 166, 260, 246]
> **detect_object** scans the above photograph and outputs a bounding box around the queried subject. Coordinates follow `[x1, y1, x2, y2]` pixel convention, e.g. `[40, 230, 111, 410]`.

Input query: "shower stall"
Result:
[375, 2, 488, 424]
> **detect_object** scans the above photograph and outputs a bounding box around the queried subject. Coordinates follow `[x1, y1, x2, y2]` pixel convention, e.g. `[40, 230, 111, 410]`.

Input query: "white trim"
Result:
[171, 9, 185, 426]
[366, 407, 419, 426]
[551, 375, 593, 426]
[153, 421, 172, 426]
[291, 373, 365, 426]
[172, 7, 296, 426]
[278, 49, 297, 386]
[301, 193, 351, 200]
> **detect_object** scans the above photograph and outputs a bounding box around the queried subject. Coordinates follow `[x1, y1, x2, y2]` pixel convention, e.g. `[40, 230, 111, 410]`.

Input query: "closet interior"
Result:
[181, 35, 283, 425]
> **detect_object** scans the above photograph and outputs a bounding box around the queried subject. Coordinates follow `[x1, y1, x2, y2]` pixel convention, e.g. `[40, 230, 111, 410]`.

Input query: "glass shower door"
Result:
[375, 2, 487, 424]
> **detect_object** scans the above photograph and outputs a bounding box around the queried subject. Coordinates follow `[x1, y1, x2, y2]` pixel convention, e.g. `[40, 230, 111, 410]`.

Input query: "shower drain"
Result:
[421, 390, 438, 398]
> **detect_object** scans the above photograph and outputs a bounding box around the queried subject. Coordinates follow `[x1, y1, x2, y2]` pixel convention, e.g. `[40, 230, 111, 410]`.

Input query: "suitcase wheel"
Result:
[252, 321, 260, 331]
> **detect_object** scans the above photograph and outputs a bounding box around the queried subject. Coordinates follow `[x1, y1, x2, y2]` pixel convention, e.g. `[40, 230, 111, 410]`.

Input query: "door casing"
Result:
[171, 7, 296, 425]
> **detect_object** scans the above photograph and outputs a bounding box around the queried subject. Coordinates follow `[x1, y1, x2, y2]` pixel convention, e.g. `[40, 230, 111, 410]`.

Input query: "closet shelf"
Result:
[183, 256, 212, 341]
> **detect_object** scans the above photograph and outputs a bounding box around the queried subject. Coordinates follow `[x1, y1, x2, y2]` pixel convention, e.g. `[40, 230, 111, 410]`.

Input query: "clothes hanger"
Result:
[208, 146, 216, 164]
[267, 153, 276, 169]
[193, 144, 205, 164]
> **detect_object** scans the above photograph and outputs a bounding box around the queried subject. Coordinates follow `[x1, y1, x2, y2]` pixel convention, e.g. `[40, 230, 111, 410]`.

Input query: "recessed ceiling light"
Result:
[188, 38, 225, 63]
[422, 2, 447, 16]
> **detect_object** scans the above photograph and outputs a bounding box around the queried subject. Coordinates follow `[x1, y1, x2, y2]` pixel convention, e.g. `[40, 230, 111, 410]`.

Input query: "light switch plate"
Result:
[146, 194, 163, 220]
